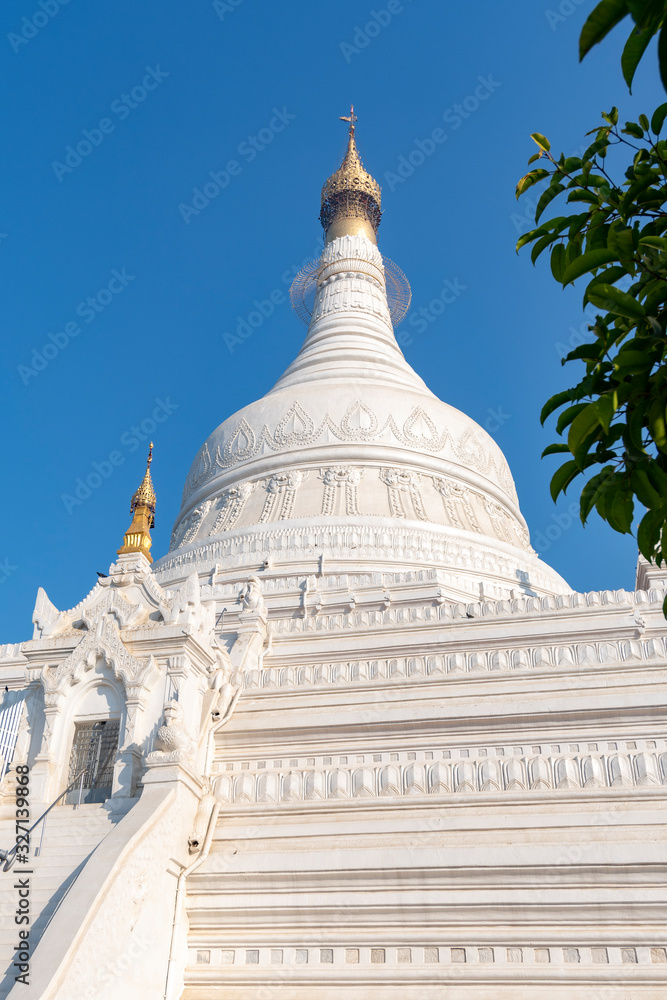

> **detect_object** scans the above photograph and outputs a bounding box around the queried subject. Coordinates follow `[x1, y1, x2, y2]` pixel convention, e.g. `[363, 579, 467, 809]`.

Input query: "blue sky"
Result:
[0, 0, 662, 639]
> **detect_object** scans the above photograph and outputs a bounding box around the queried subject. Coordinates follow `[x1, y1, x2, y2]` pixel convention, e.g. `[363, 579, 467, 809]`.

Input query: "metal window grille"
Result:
[0, 691, 27, 779]
[66, 720, 120, 804]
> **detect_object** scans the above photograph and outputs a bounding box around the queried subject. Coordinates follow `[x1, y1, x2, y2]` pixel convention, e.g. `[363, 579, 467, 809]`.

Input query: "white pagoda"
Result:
[0, 112, 665, 1000]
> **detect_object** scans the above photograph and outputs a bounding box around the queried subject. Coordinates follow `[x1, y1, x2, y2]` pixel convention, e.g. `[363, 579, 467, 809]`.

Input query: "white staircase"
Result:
[0, 800, 135, 999]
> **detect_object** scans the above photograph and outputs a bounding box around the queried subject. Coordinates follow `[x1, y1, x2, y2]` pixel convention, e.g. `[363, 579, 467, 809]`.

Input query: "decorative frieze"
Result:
[243, 633, 665, 691]
[153, 522, 574, 599]
[212, 738, 667, 805]
[187, 943, 667, 968]
[270, 586, 662, 635]
[179, 399, 517, 506]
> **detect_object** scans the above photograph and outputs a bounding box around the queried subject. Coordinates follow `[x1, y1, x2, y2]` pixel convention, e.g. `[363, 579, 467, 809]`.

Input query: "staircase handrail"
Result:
[0, 767, 88, 872]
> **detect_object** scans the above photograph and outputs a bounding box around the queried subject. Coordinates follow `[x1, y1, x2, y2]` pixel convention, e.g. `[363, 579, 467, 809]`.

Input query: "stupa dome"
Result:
[153, 119, 569, 603]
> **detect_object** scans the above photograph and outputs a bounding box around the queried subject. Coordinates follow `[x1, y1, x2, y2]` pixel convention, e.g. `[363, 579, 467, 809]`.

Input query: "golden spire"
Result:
[320, 105, 382, 244]
[117, 443, 156, 562]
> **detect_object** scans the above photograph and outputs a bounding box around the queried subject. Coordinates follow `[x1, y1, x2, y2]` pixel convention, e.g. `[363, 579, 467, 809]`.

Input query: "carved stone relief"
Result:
[179, 399, 518, 509]
[259, 471, 304, 523]
[380, 469, 428, 521]
[208, 482, 255, 536]
[433, 477, 481, 533]
[170, 500, 212, 550]
[320, 467, 362, 516]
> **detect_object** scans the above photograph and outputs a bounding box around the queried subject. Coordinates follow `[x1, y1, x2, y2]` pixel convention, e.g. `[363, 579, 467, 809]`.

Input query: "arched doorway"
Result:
[65, 684, 121, 804]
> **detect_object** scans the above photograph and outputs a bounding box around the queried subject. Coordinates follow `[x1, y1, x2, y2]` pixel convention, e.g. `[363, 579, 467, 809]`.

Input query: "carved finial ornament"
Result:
[130, 441, 156, 523]
[320, 105, 382, 243]
[117, 443, 157, 563]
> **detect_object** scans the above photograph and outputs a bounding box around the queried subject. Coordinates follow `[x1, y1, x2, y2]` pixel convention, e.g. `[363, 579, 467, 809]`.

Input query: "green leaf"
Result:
[627, 400, 649, 452]
[564, 342, 602, 362]
[568, 402, 602, 455]
[536, 183, 565, 223]
[659, 20, 667, 94]
[622, 120, 645, 138]
[584, 266, 628, 304]
[651, 102, 667, 133]
[531, 232, 556, 265]
[550, 460, 580, 502]
[648, 397, 667, 451]
[540, 389, 573, 425]
[530, 133, 551, 153]
[622, 26, 654, 90]
[637, 507, 663, 560]
[580, 0, 630, 61]
[567, 190, 600, 205]
[542, 442, 572, 457]
[587, 283, 646, 317]
[580, 466, 614, 522]
[607, 483, 634, 533]
[582, 135, 612, 161]
[621, 171, 660, 213]
[607, 225, 635, 262]
[561, 248, 618, 285]
[556, 402, 590, 436]
[631, 468, 664, 508]
[614, 349, 652, 370]
[516, 216, 569, 252]
[516, 168, 550, 199]
[550, 243, 566, 282]
[626, 0, 663, 31]
[594, 394, 616, 433]
[647, 461, 667, 495]
[639, 235, 667, 249]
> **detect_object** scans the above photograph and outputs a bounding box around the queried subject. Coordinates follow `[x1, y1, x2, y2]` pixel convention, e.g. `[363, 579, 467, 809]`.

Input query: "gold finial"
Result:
[320, 106, 381, 244]
[117, 443, 156, 563]
[339, 104, 358, 137]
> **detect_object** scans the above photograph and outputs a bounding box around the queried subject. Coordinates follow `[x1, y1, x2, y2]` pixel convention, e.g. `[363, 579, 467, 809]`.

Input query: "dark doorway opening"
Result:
[66, 719, 120, 804]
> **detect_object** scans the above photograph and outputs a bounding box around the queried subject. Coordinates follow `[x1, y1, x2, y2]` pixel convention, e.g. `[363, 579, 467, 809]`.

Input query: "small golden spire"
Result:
[320, 106, 381, 244]
[117, 443, 156, 562]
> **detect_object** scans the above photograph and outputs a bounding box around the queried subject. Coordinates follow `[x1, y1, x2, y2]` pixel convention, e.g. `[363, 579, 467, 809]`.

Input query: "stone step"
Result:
[0, 798, 135, 997]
